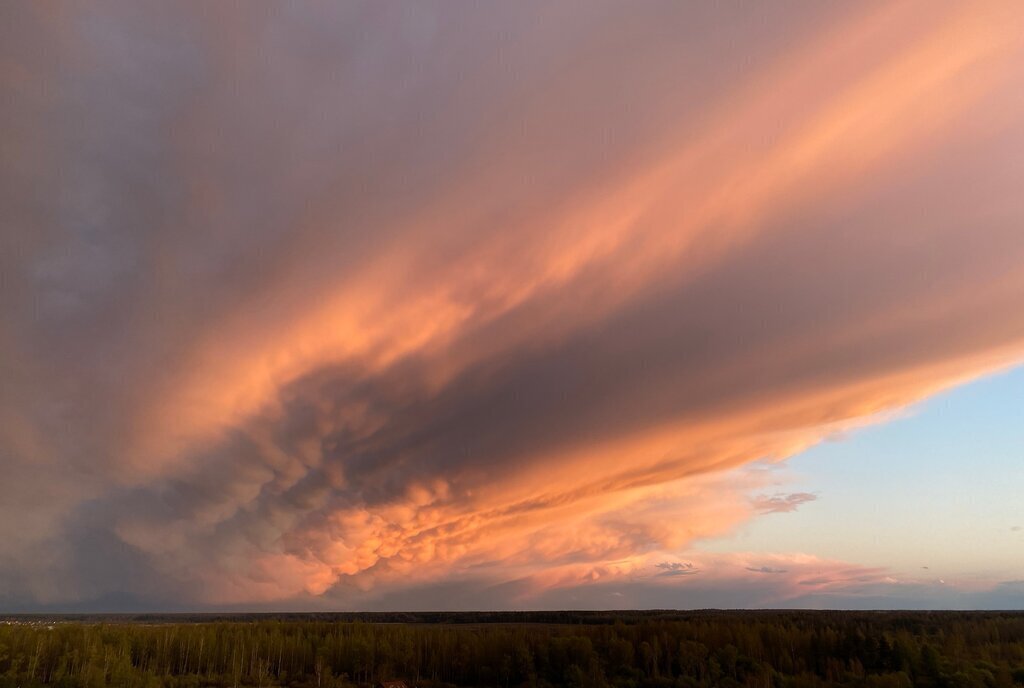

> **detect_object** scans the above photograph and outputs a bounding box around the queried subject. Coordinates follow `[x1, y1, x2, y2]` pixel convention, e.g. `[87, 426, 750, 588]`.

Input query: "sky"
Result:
[1, 1, 1023, 612]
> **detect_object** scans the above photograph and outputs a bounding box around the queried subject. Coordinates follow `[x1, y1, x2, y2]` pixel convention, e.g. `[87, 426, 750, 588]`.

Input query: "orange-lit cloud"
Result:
[2, 0, 1024, 610]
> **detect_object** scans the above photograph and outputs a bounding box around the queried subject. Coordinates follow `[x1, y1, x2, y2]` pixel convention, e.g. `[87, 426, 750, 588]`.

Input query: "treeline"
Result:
[0, 612, 1023, 688]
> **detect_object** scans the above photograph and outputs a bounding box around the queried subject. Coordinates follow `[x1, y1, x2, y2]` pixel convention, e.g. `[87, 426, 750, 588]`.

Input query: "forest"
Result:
[1, 611, 1023, 688]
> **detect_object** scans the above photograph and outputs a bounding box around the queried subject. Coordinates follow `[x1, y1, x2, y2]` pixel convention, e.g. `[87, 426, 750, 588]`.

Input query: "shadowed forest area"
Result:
[1, 611, 1023, 688]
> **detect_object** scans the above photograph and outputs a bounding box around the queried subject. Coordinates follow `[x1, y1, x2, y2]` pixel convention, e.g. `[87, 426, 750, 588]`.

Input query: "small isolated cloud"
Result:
[799, 577, 831, 586]
[746, 566, 788, 574]
[753, 492, 817, 514]
[1011, 526, 1021, 532]
[656, 562, 700, 577]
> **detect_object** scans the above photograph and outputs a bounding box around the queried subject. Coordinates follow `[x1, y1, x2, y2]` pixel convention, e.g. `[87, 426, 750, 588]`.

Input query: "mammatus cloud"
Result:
[2, 1, 1024, 610]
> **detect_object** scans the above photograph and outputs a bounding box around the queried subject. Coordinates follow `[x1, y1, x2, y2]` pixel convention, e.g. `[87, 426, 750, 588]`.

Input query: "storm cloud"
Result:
[2, 0, 1024, 610]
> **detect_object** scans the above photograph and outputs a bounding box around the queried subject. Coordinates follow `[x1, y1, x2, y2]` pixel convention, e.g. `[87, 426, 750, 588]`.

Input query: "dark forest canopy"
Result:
[1, 611, 1023, 688]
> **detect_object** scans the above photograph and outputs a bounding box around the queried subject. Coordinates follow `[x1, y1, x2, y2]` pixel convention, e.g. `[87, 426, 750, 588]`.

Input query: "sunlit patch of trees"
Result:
[0, 611, 1023, 688]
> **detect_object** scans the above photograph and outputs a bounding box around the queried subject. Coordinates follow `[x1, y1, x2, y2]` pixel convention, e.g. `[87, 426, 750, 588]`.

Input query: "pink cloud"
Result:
[1, 0, 1024, 609]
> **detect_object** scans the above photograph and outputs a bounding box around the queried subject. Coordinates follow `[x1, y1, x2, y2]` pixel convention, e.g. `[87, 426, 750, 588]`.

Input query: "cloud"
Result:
[2, 1, 1024, 609]
[753, 493, 818, 514]
[747, 566, 789, 574]
[657, 562, 700, 577]
[417, 552, 1024, 611]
